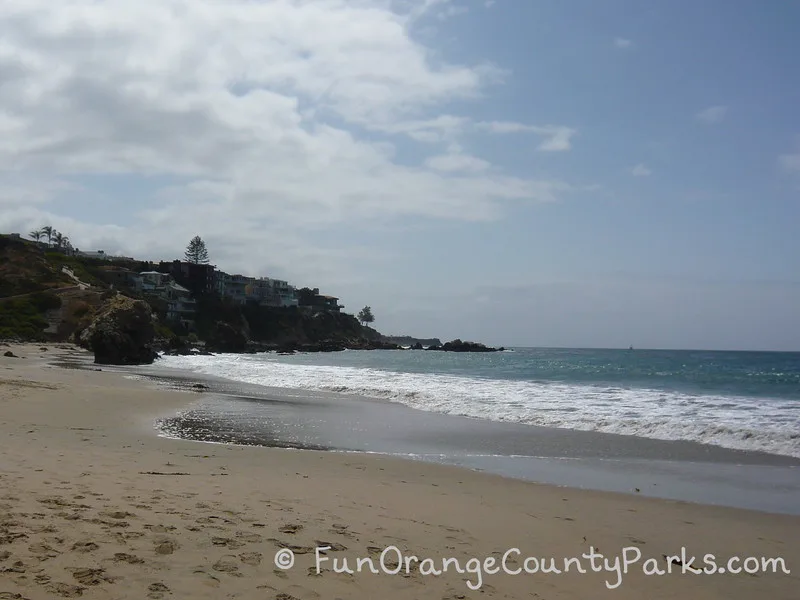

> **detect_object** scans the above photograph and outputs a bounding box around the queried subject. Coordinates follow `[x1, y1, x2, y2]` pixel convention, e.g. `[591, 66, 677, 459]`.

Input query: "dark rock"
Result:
[76, 294, 159, 365]
[427, 339, 500, 352]
[382, 336, 442, 347]
[206, 321, 248, 353]
[3, 350, 16, 357]
[410, 342, 423, 350]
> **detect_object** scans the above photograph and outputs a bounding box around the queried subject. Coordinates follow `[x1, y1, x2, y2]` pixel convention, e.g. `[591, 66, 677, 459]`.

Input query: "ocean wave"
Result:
[159, 354, 800, 458]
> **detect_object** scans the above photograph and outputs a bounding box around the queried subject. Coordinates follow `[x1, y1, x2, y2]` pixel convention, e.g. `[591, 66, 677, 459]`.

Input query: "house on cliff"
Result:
[133, 271, 197, 330]
[297, 287, 343, 313]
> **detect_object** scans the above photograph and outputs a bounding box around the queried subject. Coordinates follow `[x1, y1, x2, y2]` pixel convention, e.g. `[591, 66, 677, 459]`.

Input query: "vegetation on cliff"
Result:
[1, 233, 500, 353]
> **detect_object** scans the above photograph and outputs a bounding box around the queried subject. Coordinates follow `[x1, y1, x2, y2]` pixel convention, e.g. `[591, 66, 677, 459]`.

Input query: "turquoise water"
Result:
[161, 348, 800, 457]
[254, 348, 800, 398]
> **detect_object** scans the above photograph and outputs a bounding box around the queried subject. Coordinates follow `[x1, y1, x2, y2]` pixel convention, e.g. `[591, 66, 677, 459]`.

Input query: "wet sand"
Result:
[1, 343, 799, 599]
[121, 357, 800, 514]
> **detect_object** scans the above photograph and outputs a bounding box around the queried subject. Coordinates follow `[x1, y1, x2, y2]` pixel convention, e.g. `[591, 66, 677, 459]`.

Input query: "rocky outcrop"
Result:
[382, 335, 442, 347]
[75, 294, 158, 364]
[426, 339, 502, 352]
[206, 321, 248, 353]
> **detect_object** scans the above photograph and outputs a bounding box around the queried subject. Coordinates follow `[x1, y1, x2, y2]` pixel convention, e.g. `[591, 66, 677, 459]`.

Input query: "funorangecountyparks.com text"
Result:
[271, 545, 791, 590]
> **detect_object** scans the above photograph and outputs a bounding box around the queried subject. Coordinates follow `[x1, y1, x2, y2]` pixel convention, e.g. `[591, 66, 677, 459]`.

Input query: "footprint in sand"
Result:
[71, 567, 114, 586]
[239, 552, 262, 566]
[46, 583, 84, 598]
[278, 524, 303, 535]
[147, 582, 171, 599]
[211, 537, 244, 549]
[314, 541, 347, 552]
[28, 543, 59, 560]
[71, 542, 99, 553]
[2, 560, 26, 573]
[112, 553, 145, 564]
[102, 511, 135, 520]
[212, 556, 241, 575]
[146, 525, 177, 533]
[191, 568, 221, 588]
[154, 539, 178, 555]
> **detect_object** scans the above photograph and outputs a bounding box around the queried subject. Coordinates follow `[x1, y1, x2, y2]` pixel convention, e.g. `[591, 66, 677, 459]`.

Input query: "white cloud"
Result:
[631, 164, 652, 177]
[425, 144, 491, 172]
[695, 105, 728, 124]
[0, 0, 584, 293]
[614, 38, 632, 49]
[476, 122, 577, 151]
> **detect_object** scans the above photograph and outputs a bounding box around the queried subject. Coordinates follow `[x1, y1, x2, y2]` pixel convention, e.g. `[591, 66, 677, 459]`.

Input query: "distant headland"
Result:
[0, 232, 503, 363]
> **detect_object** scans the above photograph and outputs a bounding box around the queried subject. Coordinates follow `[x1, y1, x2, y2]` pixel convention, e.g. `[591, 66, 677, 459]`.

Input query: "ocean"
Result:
[159, 347, 800, 459]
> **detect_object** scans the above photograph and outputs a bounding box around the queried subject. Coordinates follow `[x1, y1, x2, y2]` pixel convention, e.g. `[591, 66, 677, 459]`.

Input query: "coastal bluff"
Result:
[0, 233, 504, 359]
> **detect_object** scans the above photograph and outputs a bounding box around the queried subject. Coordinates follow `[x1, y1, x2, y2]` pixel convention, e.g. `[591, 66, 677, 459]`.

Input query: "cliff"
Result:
[0, 235, 106, 340]
[1, 234, 500, 353]
[185, 296, 396, 352]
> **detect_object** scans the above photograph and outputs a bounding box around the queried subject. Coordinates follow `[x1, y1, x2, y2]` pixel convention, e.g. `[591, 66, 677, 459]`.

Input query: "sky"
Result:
[1, 0, 799, 350]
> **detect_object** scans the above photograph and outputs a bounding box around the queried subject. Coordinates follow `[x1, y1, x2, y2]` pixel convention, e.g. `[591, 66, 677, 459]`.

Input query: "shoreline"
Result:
[54, 346, 800, 515]
[2, 343, 799, 599]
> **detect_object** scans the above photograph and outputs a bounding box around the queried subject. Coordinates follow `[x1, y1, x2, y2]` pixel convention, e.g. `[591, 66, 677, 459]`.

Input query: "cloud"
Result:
[614, 38, 632, 49]
[695, 105, 728, 124]
[0, 0, 586, 299]
[631, 164, 652, 177]
[476, 122, 577, 151]
[425, 144, 491, 172]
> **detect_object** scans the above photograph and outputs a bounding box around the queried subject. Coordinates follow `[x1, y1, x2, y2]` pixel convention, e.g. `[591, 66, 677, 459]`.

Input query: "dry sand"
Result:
[1, 343, 798, 599]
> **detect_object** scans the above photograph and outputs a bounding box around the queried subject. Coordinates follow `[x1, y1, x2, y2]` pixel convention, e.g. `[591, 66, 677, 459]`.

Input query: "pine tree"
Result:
[185, 236, 210, 264]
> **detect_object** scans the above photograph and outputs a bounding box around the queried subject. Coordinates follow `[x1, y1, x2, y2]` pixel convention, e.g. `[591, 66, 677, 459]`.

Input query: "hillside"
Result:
[0, 235, 390, 348]
[0, 236, 108, 340]
[0, 235, 78, 296]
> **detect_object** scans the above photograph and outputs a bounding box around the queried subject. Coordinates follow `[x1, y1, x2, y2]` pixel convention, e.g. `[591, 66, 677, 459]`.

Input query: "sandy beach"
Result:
[1, 344, 798, 599]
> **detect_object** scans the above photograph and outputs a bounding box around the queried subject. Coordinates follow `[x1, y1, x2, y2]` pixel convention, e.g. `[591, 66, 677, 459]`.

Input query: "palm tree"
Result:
[29, 229, 43, 242]
[41, 225, 54, 246]
[53, 231, 64, 249]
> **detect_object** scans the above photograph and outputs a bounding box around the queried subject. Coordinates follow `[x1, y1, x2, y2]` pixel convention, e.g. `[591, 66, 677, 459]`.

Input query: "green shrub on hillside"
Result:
[0, 292, 62, 340]
[45, 253, 106, 287]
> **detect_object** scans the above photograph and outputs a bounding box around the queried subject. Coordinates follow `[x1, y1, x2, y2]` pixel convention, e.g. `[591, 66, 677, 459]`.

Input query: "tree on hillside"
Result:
[53, 231, 64, 249]
[29, 229, 43, 242]
[296, 287, 318, 306]
[357, 306, 375, 327]
[185, 236, 210, 264]
[41, 225, 54, 246]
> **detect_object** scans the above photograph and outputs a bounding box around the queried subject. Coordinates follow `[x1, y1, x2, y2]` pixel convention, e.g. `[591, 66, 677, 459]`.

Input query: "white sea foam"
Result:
[159, 353, 800, 458]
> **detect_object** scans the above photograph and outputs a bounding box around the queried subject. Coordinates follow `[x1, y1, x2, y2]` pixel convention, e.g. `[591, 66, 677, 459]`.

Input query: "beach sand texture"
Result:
[1, 344, 798, 599]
